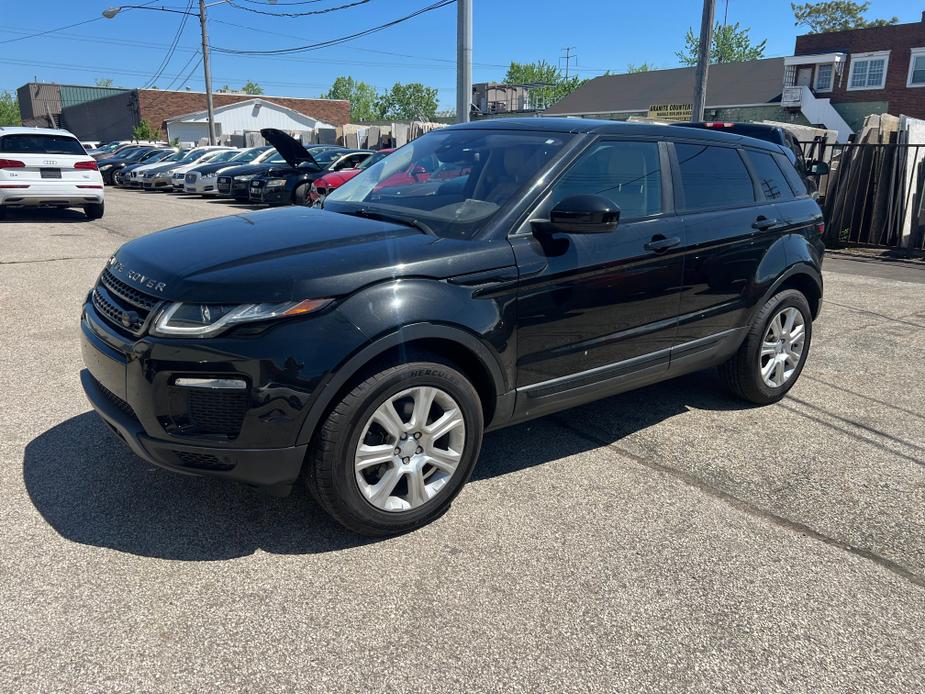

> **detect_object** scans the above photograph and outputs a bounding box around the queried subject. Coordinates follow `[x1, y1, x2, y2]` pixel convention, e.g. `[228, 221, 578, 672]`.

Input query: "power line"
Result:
[212, 0, 456, 56]
[225, 0, 373, 17]
[0, 0, 162, 45]
[163, 47, 202, 90]
[144, 0, 195, 88]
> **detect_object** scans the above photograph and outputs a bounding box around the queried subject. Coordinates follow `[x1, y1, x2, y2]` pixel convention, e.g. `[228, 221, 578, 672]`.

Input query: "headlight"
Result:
[265, 179, 287, 188]
[100, 164, 112, 171]
[237, 174, 256, 182]
[151, 298, 332, 337]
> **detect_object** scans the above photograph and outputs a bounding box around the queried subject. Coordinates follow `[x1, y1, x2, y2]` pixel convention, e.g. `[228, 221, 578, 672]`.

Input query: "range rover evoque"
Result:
[80, 118, 825, 536]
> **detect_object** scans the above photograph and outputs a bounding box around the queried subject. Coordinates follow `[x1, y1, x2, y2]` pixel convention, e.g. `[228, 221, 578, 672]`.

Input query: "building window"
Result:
[909, 48, 925, 87]
[814, 63, 834, 91]
[783, 65, 797, 87]
[848, 51, 889, 90]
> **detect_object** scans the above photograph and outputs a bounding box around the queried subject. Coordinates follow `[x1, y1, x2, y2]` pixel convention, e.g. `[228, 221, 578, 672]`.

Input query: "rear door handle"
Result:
[752, 217, 781, 231]
[644, 235, 681, 252]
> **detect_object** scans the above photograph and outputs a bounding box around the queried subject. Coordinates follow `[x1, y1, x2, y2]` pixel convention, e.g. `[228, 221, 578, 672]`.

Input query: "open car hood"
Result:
[260, 128, 318, 169]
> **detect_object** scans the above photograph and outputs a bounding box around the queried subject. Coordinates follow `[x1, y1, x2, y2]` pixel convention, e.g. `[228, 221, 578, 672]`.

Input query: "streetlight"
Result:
[103, 1, 227, 144]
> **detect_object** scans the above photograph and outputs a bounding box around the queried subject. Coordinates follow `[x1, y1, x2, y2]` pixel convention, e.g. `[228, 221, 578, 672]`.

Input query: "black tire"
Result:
[719, 289, 812, 405]
[0, 206, 6, 220]
[306, 358, 484, 536]
[293, 183, 309, 205]
[84, 202, 104, 220]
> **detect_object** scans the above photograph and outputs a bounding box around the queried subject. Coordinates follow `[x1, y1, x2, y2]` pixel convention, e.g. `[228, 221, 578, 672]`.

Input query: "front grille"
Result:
[250, 179, 264, 189]
[185, 172, 197, 183]
[92, 375, 137, 420]
[100, 269, 159, 310]
[173, 450, 234, 471]
[217, 176, 231, 193]
[187, 390, 248, 436]
[93, 268, 161, 335]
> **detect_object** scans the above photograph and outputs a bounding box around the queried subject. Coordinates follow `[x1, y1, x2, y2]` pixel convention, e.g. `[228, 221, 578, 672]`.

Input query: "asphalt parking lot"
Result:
[1, 188, 923, 692]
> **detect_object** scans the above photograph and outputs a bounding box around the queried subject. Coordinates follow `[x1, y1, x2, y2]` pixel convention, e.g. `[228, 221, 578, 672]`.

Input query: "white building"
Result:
[164, 98, 334, 144]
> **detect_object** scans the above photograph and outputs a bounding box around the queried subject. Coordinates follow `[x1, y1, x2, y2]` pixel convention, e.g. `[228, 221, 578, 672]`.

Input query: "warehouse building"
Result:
[17, 83, 350, 142]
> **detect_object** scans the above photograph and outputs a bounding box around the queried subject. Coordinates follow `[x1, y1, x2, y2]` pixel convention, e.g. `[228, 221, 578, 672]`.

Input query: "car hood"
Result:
[191, 160, 246, 175]
[112, 207, 512, 304]
[220, 162, 279, 178]
[315, 169, 360, 188]
[260, 128, 318, 169]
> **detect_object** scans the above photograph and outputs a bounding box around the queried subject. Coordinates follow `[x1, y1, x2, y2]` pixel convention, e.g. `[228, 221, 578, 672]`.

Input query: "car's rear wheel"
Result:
[306, 358, 484, 536]
[719, 289, 812, 404]
[84, 202, 104, 220]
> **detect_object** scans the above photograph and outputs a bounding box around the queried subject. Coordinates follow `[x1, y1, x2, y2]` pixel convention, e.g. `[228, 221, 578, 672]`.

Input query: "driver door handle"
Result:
[644, 235, 681, 252]
[752, 216, 781, 231]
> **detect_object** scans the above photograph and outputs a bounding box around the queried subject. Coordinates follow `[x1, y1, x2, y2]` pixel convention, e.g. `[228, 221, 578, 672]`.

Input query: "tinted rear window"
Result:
[747, 150, 794, 201]
[773, 152, 809, 197]
[675, 143, 755, 210]
[0, 134, 85, 155]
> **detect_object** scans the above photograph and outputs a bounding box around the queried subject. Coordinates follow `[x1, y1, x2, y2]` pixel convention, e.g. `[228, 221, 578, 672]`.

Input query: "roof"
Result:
[545, 57, 786, 116]
[450, 117, 782, 151]
[163, 97, 331, 125]
[0, 126, 78, 137]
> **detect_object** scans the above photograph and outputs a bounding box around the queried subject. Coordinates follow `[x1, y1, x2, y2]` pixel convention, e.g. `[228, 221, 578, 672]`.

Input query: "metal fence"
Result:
[800, 139, 925, 251]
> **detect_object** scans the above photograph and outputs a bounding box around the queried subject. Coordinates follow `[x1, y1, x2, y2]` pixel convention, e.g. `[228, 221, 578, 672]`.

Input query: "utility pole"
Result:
[561, 47, 576, 79]
[691, 0, 715, 122]
[198, 0, 216, 144]
[456, 0, 472, 123]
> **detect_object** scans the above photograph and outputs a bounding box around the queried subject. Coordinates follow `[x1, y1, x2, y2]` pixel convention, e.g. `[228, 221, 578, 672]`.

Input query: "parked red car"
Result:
[308, 148, 394, 205]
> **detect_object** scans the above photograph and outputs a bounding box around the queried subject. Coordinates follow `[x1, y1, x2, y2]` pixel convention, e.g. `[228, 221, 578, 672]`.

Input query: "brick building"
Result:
[782, 12, 925, 136]
[19, 84, 350, 142]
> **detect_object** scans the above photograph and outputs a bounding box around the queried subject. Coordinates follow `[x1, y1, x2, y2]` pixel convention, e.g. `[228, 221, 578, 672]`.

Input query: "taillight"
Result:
[0, 159, 25, 169]
[75, 160, 99, 170]
[816, 222, 825, 235]
[703, 122, 734, 128]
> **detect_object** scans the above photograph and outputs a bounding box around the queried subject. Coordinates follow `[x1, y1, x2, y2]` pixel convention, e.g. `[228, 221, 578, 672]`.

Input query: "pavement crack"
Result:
[553, 418, 925, 591]
[801, 375, 925, 422]
[0, 255, 111, 266]
[823, 299, 925, 329]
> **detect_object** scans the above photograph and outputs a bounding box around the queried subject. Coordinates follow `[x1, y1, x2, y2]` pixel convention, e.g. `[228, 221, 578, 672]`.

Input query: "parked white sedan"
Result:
[0, 126, 104, 219]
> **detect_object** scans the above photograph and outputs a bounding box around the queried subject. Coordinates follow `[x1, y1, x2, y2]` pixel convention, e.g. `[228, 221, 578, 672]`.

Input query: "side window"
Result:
[747, 150, 794, 201]
[675, 143, 755, 210]
[551, 141, 662, 220]
[772, 152, 809, 198]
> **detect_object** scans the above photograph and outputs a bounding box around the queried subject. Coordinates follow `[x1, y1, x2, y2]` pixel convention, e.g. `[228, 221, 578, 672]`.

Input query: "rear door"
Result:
[671, 140, 780, 345]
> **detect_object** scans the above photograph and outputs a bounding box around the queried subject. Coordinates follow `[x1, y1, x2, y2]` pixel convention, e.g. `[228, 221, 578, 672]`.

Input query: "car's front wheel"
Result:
[84, 202, 104, 220]
[719, 289, 812, 404]
[307, 358, 484, 536]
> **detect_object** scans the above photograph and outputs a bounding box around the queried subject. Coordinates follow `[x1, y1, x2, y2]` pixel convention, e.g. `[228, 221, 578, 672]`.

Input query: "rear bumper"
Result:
[0, 188, 103, 207]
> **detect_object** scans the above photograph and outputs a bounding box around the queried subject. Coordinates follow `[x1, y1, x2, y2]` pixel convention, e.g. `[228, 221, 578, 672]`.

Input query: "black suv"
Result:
[80, 118, 824, 535]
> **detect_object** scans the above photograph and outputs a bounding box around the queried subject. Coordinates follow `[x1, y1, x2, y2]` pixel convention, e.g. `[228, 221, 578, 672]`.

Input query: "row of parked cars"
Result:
[93, 128, 394, 209]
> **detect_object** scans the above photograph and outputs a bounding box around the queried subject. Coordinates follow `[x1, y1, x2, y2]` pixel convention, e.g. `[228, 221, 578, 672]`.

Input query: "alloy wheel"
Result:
[759, 306, 806, 388]
[354, 386, 466, 513]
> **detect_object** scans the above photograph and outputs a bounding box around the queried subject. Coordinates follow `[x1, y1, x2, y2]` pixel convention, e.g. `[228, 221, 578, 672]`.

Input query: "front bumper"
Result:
[142, 175, 173, 190]
[249, 182, 288, 205]
[79, 305, 316, 488]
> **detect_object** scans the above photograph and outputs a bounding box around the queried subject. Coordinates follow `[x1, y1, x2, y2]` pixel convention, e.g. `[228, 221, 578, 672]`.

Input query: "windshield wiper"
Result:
[347, 207, 435, 236]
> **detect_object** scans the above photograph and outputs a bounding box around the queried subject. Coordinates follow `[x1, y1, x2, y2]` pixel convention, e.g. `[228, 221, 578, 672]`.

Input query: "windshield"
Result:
[312, 150, 350, 167]
[357, 152, 387, 170]
[325, 130, 571, 238]
[267, 153, 287, 163]
[159, 150, 187, 163]
[231, 148, 265, 163]
[208, 150, 240, 163]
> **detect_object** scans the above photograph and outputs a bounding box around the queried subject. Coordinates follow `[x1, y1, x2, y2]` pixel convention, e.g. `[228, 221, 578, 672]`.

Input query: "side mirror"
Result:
[808, 160, 829, 176]
[546, 194, 620, 234]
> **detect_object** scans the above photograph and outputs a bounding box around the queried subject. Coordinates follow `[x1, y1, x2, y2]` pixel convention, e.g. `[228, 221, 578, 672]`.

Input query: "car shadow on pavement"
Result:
[23, 371, 748, 561]
[1, 208, 90, 223]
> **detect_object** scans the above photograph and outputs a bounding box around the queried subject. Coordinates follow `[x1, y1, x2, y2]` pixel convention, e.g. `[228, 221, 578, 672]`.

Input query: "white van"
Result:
[0, 127, 105, 219]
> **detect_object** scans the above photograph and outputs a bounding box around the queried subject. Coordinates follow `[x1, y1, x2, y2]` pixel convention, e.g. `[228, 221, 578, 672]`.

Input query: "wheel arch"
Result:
[295, 323, 508, 447]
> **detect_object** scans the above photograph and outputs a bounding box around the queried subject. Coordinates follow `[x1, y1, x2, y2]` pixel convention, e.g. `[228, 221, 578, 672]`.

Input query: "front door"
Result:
[510, 139, 686, 416]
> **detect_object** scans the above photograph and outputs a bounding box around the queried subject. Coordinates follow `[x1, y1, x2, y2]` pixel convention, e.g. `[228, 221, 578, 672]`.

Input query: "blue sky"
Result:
[1, 0, 919, 108]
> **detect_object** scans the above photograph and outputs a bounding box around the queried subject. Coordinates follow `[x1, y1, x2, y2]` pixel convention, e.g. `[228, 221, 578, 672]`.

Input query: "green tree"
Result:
[627, 63, 656, 73]
[322, 76, 380, 121]
[0, 91, 21, 126]
[95, 78, 114, 87]
[375, 82, 439, 121]
[503, 60, 585, 110]
[791, 1, 898, 33]
[242, 81, 263, 95]
[131, 119, 160, 142]
[676, 22, 767, 65]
